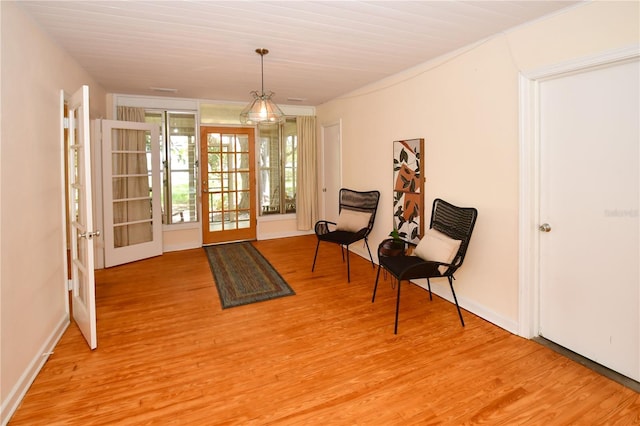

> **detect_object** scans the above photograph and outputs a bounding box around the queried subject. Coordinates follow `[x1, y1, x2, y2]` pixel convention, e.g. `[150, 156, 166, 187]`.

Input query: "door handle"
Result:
[79, 230, 101, 240]
[539, 223, 551, 233]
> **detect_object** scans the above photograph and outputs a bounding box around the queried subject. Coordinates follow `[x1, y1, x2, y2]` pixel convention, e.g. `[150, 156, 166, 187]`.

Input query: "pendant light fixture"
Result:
[239, 48, 284, 125]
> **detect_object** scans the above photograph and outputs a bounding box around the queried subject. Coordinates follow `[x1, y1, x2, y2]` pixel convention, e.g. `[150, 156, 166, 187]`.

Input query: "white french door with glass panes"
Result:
[258, 119, 297, 215]
[145, 111, 198, 225]
[66, 85, 98, 349]
[101, 120, 162, 267]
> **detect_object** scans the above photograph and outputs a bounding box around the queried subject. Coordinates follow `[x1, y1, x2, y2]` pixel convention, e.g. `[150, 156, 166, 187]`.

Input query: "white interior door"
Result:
[67, 85, 98, 350]
[539, 59, 639, 381]
[101, 120, 162, 267]
[320, 121, 342, 222]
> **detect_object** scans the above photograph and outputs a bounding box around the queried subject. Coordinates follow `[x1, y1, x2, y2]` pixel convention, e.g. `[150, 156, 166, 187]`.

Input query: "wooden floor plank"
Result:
[9, 235, 639, 425]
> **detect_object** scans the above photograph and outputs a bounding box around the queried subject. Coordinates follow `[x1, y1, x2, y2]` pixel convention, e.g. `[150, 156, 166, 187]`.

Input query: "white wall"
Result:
[316, 1, 639, 332]
[0, 2, 106, 422]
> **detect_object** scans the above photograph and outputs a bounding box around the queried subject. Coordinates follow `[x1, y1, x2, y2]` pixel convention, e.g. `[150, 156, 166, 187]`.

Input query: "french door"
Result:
[200, 127, 256, 244]
[101, 120, 162, 267]
[66, 85, 98, 349]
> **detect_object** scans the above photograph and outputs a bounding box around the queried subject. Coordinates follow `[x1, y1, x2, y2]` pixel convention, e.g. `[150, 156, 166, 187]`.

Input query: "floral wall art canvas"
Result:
[393, 138, 424, 244]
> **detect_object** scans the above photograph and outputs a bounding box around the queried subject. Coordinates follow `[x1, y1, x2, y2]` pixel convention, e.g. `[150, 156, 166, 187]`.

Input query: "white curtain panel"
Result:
[113, 106, 152, 247]
[296, 116, 318, 230]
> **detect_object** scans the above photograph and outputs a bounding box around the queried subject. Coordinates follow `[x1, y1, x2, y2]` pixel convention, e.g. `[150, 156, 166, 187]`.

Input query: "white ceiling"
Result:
[19, 1, 580, 106]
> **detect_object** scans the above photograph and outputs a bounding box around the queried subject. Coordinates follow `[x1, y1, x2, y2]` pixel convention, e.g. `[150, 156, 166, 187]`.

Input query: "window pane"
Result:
[208, 172, 222, 191]
[208, 133, 221, 151]
[237, 172, 250, 191]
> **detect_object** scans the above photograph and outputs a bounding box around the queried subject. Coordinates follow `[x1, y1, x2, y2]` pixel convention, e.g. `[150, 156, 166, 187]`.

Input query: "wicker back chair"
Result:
[372, 198, 478, 333]
[312, 188, 380, 282]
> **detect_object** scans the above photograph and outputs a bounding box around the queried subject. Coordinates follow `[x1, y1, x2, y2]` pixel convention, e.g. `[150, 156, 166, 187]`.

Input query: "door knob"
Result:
[79, 230, 101, 240]
[539, 223, 551, 232]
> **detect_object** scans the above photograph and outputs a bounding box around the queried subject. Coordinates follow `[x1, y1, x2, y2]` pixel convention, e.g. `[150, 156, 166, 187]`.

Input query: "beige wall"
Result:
[0, 2, 106, 420]
[0, 0, 638, 421]
[316, 1, 639, 331]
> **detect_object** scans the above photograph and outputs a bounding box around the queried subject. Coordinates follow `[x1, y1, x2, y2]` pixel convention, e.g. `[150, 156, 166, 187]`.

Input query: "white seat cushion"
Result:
[413, 228, 462, 274]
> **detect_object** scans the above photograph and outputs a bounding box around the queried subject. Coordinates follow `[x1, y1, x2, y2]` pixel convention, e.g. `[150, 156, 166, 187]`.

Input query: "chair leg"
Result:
[448, 276, 465, 326]
[426, 278, 433, 301]
[312, 240, 321, 272]
[346, 247, 351, 282]
[364, 238, 375, 269]
[394, 280, 402, 334]
[372, 265, 382, 302]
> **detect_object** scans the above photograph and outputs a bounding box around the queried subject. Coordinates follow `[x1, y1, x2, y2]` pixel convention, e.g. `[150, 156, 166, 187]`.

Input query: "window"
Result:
[145, 111, 198, 224]
[258, 118, 297, 215]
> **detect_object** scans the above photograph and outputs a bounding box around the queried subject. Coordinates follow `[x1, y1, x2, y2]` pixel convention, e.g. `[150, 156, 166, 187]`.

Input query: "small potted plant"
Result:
[380, 228, 405, 256]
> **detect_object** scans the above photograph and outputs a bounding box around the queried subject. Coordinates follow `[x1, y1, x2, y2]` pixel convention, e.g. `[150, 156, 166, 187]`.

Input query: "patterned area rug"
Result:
[204, 242, 295, 309]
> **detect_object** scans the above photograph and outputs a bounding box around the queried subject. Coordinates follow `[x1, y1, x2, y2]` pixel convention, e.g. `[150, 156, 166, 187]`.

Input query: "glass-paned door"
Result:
[201, 127, 256, 244]
[258, 118, 297, 215]
[145, 111, 198, 224]
[101, 120, 162, 267]
[66, 85, 97, 349]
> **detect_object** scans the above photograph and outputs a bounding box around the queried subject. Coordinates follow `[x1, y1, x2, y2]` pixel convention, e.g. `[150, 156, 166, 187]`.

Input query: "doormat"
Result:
[204, 242, 295, 309]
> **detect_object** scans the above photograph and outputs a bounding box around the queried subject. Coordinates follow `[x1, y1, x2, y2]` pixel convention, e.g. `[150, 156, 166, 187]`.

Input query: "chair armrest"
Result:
[314, 220, 336, 236]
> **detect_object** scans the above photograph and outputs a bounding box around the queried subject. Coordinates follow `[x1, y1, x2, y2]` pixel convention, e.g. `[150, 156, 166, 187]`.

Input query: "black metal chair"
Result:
[372, 198, 478, 333]
[312, 188, 380, 282]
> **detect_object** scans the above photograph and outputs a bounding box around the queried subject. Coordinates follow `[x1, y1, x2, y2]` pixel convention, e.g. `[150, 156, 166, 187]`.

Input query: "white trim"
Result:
[518, 45, 640, 339]
[60, 90, 71, 315]
[114, 94, 199, 111]
[0, 316, 69, 426]
[163, 241, 202, 252]
[413, 280, 519, 334]
[523, 44, 640, 80]
[517, 74, 540, 338]
[257, 213, 297, 223]
[112, 94, 315, 118]
[257, 229, 314, 241]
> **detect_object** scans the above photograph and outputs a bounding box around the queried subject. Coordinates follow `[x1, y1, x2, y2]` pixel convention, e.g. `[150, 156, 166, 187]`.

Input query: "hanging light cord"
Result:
[256, 48, 268, 96]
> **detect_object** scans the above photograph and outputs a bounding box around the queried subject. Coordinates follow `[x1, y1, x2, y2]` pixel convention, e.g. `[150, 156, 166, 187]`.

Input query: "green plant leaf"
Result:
[400, 148, 408, 163]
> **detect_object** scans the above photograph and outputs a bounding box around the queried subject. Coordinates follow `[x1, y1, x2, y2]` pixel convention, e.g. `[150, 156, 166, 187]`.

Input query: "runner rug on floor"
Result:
[204, 242, 295, 309]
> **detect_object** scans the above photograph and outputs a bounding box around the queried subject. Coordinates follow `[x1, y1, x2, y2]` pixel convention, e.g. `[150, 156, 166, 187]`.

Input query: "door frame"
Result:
[517, 45, 639, 338]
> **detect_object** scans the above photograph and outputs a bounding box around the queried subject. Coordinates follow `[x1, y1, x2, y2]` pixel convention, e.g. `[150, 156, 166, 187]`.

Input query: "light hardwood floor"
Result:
[9, 235, 639, 425]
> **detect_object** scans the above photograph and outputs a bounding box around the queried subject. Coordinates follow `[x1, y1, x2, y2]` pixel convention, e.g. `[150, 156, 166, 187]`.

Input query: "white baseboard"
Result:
[412, 279, 519, 334]
[257, 229, 314, 241]
[162, 242, 202, 252]
[1, 315, 70, 426]
[326, 246, 520, 334]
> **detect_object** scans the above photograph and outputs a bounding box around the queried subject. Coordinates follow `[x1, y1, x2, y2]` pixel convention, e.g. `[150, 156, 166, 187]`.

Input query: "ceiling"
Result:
[19, 1, 580, 106]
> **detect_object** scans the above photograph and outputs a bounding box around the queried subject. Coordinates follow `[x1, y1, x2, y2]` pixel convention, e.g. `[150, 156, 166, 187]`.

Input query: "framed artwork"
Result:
[393, 138, 424, 244]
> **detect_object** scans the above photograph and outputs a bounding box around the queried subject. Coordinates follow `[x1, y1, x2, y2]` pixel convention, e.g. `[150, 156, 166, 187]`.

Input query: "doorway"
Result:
[200, 126, 256, 244]
[520, 50, 639, 382]
[320, 120, 342, 223]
